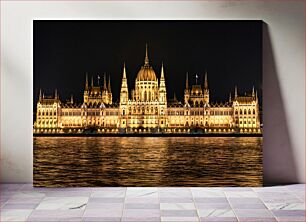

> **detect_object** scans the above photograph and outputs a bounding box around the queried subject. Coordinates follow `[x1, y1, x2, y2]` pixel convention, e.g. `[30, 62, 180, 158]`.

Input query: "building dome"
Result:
[136, 65, 157, 81]
[136, 44, 157, 82]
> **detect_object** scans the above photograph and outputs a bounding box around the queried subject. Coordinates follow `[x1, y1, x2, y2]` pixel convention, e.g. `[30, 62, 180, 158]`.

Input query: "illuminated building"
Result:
[34, 45, 261, 134]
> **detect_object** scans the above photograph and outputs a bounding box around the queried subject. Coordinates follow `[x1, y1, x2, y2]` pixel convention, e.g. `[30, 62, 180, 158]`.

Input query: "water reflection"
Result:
[34, 137, 262, 187]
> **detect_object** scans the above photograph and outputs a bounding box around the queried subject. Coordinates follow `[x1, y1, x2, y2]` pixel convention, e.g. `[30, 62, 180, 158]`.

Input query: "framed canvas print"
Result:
[33, 21, 262, 187]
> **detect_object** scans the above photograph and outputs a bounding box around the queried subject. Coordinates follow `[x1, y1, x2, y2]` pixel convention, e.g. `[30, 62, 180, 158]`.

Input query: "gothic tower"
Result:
[83, 73, 89, 103]
[119, 62, 129, 128]
[159, 62, 167, 103]
[184, 72, 190, 104]
[120, 62, 129, 104]
[159, 62, 167, 128]
[203, 71, 209, 104]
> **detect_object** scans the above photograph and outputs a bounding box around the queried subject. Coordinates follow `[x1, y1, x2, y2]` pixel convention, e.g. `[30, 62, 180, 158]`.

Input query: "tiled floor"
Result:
[0, 184, 305, 222]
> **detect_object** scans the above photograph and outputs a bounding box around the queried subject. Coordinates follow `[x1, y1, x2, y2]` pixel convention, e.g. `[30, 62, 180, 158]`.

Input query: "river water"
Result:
[33, 137, 262, 187]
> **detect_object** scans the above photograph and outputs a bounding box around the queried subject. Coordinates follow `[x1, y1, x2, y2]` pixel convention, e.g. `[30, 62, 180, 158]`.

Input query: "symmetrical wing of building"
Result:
[34, 46, 261, 134]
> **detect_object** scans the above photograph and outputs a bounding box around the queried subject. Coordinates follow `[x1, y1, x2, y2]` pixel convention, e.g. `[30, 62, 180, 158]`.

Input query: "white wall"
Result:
[1, 1, 304, 184]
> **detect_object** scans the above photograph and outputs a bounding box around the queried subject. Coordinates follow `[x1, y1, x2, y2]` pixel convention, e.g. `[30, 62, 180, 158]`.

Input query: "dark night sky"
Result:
[34, 20, 262, 107]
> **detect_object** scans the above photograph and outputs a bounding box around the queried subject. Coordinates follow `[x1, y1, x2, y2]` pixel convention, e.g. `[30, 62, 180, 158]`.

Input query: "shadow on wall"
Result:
[263, 23, 297, 185]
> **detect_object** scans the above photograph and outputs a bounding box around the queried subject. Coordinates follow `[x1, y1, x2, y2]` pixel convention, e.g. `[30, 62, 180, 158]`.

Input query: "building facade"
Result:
[34, 46, 261, 134]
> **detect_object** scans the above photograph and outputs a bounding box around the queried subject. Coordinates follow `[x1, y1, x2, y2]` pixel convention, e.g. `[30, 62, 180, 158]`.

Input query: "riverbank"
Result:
[33, 133, 262, 137]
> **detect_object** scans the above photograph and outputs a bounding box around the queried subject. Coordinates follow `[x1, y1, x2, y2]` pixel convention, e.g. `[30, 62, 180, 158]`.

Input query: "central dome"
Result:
[136, 66, 157, 81]
[136, 45, 157, 81]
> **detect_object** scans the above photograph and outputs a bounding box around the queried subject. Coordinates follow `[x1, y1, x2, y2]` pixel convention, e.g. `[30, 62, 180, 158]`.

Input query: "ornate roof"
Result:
[234, 96, 254, 104]
[136, 66, 157, 81]
[136, 44, 157, 82]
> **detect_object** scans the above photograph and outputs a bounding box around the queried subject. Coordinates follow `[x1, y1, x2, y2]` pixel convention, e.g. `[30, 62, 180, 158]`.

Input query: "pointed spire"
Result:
[108, 75, 111, 92]
[204, 71, 208, 89]
[54, 89, 58, 99]
[39, 89, 42, 100]
[229, 92, 232, 103]
[185, 72, 189, 90]
[123, 62, 127, 79]
[85, 72, 88, 89]
[103, 73, 107, 90]
[91, 76, 94, 87]
[252, 85, 255, 97]
[173, 91, 177, 101]
[161, 62, 165, 79]
[159, 62, 166, 90]
[144, 44, 149, 66]
[70, 94, 73, 104]
[235, 86, 238, 98]
[120, 62, 128, 93]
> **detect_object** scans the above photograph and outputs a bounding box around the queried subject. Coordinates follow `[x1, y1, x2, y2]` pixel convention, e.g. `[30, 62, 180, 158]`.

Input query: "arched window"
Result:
[248, 109, 251, 115]
[240, 110, 242, 115]
[244, 109, 247, 115]
[235, 110, 238, 115]
[144, 91, 147, 101]
[253, 109, 256, 115]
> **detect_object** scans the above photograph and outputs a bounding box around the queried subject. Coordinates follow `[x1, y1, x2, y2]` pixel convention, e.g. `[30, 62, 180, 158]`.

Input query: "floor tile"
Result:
[1, 184, 24, 191]
[198, 209, 235, 217]
[228, 198, 262, 204]
[1, 183, 305, 222]
[27, 216, 83, 221]
[29, 209, 84, 217]
[196, 202, 231, 209]
[160, 203, 196, 210]
[83, 217, 121, 222]
[161, 209, 198, 217]
[2, 203, 39, 209]
[7, 197, 44, 204]
[89, 197, 124, 203]
[36, 196, 88, 210]
[271, 209, 305, 217]
[265, 202, 305, 210]
[126, 187, 158, 198]
[122, 217, 161, 222]
[200, 217, 238, 222]
[160, 197, 194, 203]
[0, 209, 33, 221]
[125, 203, 159, 209]
[234, 209, 274, 218]
[91, 189, 125, 198]
[194, 197, 228, 203]
[191, 188, 225, 197]
[223, 187, 252, 191]
[83, 208, 123, 217]
[276, 217, 306, 222]
[161, 216, 199, 222]
[125, 197, 159, 204]
[159, 188, 192, 198]
[122, 209, 160, 217]
[86, 202, 123, 209]
[225, 191, 258, 198]
[230, 202, 266, 209]
[45, 191, 91, 197]
[10, 191, 45, 199]
[237, 218, 277, 222]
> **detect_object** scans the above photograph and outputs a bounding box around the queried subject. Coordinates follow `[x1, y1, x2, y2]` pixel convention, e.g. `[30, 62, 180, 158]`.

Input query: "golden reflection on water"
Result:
[33, 137, 262, 187]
